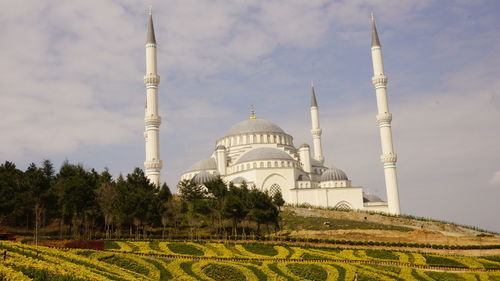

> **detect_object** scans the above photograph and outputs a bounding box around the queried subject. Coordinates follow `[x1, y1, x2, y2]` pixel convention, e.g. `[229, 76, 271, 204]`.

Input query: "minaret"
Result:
[143, 8, 162, 186]
[370, 13, 401, 215]
[310, 81, 324, 164]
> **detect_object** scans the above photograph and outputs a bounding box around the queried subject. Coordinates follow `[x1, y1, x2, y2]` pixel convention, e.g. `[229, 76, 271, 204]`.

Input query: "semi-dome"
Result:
[297, 174, 310, 181]
[321, 167, 348, 181]
[224, 118, 285, 137]
[188, 158, 217, 172]
[230, 176, 248, 184]
[363, 193, 384, 203]
[236, 147, 294, 164]
[192, 171, 217, 184]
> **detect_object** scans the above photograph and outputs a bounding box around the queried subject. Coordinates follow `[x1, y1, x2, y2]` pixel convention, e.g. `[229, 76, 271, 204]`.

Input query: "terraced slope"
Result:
[1, 241, 500, 281]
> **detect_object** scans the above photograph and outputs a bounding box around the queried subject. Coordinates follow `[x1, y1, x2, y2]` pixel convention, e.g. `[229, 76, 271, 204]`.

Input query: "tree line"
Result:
[0, 160, 284, 241]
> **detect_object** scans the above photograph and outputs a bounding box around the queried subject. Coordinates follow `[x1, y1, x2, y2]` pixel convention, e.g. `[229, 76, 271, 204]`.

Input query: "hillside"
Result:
[279, 207, 500, 251]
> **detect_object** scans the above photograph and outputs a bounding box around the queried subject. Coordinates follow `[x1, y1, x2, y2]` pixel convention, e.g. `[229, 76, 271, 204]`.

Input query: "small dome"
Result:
[236, 147, 294, 164]
[298, 143, 310, 149]
[188, 158, 217, 172]
[216, 145, 226, 150]
[224, 118, 285, 137]
[297, 174, 310, 181]
[230, 176, 248, 184]
[363, 193, 384, 203]
[321, 167, 348, 181]
[192, 171, 217, 185]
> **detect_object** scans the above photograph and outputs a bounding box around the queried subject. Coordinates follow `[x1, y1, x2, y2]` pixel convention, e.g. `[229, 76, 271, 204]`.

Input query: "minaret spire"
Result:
[369, 13, 401, 214]
[310, 80, 318, 107]
[371, 12, 380, 47]
[144, 8, 163, 186]
[309, 81, 324, 164]
[146, 7, 156, 44]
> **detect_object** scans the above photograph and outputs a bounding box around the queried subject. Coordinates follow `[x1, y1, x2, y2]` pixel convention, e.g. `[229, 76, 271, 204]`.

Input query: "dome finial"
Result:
[250, 104, 256, 119]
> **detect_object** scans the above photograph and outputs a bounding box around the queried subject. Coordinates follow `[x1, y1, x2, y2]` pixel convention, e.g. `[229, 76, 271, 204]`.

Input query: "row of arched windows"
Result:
[230, 160, 299, 173]
[218, 133, 293, 148]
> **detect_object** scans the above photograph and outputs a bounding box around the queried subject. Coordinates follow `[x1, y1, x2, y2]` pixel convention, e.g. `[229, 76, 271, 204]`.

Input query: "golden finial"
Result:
[250, 104, 256, 120]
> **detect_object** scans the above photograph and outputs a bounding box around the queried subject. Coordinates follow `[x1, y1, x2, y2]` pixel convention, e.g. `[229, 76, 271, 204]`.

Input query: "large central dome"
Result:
[224, 118, 285, 137]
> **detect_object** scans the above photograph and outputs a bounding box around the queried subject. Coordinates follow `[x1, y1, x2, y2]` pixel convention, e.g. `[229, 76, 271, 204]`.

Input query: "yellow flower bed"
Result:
[0, 262, 32, 281]
[338, 249, 366, 260]
[205, 242, 234, 258]
[289, 246, 306, 259]
[448, 255, 485, 269]
[316, 263, 339, 281]
[274, 246, 290, 259]
[411, 252, 427, 265]
[115, 241, 134, 252]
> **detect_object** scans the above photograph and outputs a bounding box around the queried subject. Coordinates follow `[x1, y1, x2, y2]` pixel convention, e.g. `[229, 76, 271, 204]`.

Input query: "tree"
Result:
[158, 183, 173, 239]
[272, 191, 285, 211]
[95, 169, 117, 239]
[222, 183, 249, 235]
[0, 162, 23, 227]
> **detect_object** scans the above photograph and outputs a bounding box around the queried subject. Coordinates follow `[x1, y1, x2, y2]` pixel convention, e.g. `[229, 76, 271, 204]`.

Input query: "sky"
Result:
[1, 0, 499, 232]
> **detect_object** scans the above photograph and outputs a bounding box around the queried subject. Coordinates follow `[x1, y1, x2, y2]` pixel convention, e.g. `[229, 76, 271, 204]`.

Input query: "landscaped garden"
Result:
[1, 240, 500, 281]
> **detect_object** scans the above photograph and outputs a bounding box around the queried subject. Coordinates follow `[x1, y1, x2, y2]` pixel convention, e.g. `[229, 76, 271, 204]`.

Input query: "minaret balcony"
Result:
[380, 153, 397, 164]
[372, 74, 388, 86]
[145, 160, 163, 170]
[376, 113, 392, 123]
[144, 74, 160, 85]
[144, 116, 161, 126]
[310, 128, 322, 136]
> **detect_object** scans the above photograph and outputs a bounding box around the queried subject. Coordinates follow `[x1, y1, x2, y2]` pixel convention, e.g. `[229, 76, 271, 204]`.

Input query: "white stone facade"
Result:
[180, 115, 389, 212]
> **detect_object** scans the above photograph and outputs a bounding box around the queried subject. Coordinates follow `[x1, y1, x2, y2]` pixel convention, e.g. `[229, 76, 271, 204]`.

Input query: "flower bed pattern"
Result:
[1, 240, 499, 281]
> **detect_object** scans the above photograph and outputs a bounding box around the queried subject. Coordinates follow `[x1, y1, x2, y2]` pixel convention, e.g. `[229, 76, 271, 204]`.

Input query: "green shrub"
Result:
[100, 255, 149, 275]
[146, 258, 173, 281]
[268, 263, 294, 281]
[243, 265, 267, 281]
[149, 241, 161, 252]
[12, 266, 87, 281]
[365, 249, 399, 261]
[423, 255, 467, 268]
[287, 263, 328, 281]
[481, 255, 500, 263]
[202, 263, 246, 281]
[167, 243, 204, 256]
[180, 261, 200, 279]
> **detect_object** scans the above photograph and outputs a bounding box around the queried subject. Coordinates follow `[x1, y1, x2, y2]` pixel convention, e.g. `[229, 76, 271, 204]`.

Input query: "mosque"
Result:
[142, 10, 401, 214]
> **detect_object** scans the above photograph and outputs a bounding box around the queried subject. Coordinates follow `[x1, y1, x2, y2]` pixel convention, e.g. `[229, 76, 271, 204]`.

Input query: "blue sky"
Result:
[1, 0, 499, 232]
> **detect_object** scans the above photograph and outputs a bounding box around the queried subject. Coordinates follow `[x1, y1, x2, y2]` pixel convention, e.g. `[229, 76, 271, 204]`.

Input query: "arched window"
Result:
[260, 162, 264, 168]
[269, 184, 282, 197]
[274, 161, 278, 167]
[253, 162, 257, 169]
[246, 163, 250, 169]
[334, 202, 352, 211]
[267, 161, 271, 168]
